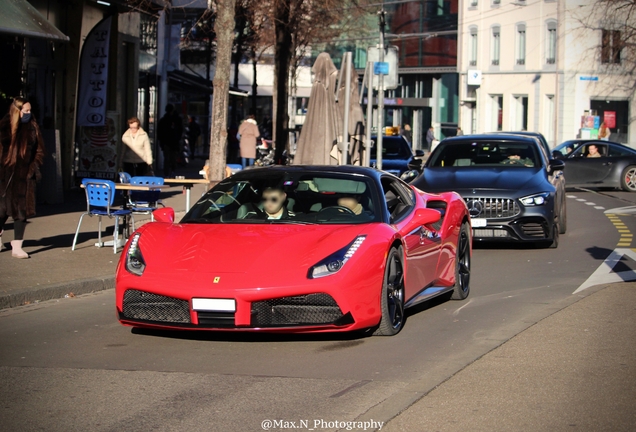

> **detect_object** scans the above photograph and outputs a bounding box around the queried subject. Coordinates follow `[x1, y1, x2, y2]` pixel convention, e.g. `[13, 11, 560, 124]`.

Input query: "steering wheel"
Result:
[319, 205, 356, 215]
[502, 158, 525, 166]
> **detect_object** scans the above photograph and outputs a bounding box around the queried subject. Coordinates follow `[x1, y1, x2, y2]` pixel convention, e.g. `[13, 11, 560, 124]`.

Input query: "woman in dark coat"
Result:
[0, 97, 45, 258]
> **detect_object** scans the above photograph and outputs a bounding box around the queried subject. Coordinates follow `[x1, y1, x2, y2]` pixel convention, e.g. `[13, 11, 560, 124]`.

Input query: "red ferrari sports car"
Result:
[115, 166, 471, 336]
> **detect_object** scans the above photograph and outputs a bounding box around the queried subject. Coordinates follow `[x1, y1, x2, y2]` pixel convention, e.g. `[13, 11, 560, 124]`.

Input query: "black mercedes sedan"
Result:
[552, 140, 636, 192]
[412, 134, 566, 247]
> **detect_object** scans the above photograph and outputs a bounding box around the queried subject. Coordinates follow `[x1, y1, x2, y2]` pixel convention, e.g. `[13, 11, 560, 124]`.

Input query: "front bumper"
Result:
[115, 270, 383, 333]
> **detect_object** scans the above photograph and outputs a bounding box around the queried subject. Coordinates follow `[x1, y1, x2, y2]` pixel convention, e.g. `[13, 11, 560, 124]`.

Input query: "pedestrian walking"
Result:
[157, 104, 182, 177]
[598, 121, 611, 141]
[0, 97, 45, 258]
[187, 116, 201, 159]
[238, 114, 260, 168]
[118, 117, 153, 177]
[456, 127, 464, 136]
[426, 126, 436, 148]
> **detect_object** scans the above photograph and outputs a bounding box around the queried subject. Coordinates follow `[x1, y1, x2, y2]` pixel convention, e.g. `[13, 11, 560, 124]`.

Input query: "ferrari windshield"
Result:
[428, 140, 540, 168]
[181, 171, 381, 224]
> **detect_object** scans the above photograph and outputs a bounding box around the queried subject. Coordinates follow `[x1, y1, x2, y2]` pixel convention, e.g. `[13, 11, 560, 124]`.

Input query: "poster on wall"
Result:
[77, 16, 112, 127]
[76, 111, 119, 180]
[604, 111, 616, 128]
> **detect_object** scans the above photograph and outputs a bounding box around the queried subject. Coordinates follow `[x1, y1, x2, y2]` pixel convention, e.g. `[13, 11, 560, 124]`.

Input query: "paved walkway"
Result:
[383, 282, 636, 431]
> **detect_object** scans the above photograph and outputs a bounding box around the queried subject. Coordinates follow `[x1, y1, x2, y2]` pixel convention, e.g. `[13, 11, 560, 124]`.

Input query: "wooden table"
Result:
[164, 178, 209, 212]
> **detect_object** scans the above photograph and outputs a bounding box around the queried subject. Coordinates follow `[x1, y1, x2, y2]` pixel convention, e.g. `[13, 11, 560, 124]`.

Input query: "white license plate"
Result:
[192, 298, 236, 312]
[471, 218, 488, 228]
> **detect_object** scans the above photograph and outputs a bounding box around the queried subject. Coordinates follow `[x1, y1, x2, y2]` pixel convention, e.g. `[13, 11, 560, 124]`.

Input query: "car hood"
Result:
[416, 167, 548, 195]
[134, 222, 369, 276]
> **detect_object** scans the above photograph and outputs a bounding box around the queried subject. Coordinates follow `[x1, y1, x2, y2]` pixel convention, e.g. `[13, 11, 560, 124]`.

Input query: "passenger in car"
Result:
[587, 144, 602, 158]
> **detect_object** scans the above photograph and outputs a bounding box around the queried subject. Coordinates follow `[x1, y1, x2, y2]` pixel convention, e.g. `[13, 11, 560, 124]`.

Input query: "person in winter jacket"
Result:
[0, 97, 45, 258]
[238, 114, 260, 168]
[118, 117, 153, 176]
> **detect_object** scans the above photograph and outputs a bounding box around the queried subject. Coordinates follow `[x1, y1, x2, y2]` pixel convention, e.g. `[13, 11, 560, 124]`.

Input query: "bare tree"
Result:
[209, 0, 236, 185]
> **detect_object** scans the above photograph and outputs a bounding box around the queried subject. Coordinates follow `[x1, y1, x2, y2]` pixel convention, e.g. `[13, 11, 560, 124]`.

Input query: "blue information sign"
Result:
[374, 62, 389, 75]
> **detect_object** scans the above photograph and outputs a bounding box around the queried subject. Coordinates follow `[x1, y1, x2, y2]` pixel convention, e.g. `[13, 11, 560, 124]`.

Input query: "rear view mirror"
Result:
[548, 159, 565, 173]
[415, 149, 425, 157]
[153, 208, 175, 223]
[414, 208, 442, 225]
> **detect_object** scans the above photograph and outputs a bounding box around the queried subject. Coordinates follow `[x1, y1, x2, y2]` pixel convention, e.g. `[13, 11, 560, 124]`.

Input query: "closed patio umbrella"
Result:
[335, 62, 366, 165]
[294, 53, 339, 165]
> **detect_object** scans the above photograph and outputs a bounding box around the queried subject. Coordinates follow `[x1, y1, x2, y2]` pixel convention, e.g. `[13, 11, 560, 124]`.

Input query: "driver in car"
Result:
[501, 150, 534, 167]
[587, 144, 602, 158]
[337, 194, 364, 215]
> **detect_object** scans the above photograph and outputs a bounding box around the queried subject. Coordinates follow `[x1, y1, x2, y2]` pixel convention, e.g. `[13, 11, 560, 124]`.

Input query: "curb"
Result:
[0, 275, 115, 310]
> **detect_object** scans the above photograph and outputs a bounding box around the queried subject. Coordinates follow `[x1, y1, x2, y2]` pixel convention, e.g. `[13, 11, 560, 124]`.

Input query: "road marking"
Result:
[567, 195, 577, 199]
[576, 198, 586, 202]
[595, 206, 606, 210]
[574, 248, 636, 293]
[585, 202, 596, 205]
[605, 205, 636, 214]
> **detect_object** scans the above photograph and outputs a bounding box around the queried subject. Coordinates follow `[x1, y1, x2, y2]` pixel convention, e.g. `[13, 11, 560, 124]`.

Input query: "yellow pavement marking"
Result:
[607, 214, 632, 247]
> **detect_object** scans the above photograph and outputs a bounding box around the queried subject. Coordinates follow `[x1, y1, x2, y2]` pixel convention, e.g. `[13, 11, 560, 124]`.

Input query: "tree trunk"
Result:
[209, 0, 236, 186]
[273, 0, 292, 164]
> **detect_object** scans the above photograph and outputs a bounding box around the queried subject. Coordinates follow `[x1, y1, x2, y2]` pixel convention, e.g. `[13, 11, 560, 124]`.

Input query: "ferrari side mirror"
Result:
[153, 208, 175, 223]
[548, 159, 565, 173]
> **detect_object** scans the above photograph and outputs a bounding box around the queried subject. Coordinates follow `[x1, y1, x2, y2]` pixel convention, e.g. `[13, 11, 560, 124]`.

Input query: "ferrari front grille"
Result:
[122, 289, 191, 324]
[251, 293, 344, 327]
[464, 197, 521, 219]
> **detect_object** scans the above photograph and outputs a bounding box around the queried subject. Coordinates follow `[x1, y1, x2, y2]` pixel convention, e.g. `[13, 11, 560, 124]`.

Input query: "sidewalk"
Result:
[0, 160, 209, 309]
[383, 282, 636, 431]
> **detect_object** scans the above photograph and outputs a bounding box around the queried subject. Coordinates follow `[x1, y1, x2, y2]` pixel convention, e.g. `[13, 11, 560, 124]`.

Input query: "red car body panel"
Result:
[115, 168, 470, 334]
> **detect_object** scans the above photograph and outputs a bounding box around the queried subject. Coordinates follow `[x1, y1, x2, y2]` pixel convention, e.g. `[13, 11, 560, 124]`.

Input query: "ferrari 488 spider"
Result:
[115, 166, 471, 336]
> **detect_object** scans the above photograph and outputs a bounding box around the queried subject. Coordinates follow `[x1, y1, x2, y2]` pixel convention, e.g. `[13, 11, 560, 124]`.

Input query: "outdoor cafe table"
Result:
[81, 183, 170, 248]
[163, 178, 210, 212]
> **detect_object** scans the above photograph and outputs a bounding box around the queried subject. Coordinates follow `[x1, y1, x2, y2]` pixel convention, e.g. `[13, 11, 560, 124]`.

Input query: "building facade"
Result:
[459, 0, 635, 147]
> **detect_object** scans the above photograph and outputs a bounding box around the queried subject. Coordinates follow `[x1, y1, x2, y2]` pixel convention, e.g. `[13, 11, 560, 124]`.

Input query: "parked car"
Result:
[553, 140, 636, 192]
[116, 165, 471, 336]
[370, 135, 424, 176]
[411, 134, 566, 247]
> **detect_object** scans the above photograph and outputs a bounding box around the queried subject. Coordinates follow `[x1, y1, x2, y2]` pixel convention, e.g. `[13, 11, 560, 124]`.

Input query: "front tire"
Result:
[621, 166, 636, 192]
[451, 223, 471, 300]
[373, 247, 405, 336]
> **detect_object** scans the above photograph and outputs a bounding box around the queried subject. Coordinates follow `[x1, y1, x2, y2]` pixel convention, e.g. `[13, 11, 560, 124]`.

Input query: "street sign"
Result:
[374, 62, 389, 75]
[367, 46, 399, 90]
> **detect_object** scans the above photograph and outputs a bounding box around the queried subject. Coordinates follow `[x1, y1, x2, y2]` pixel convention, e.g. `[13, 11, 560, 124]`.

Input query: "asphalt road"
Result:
[1, 188, 635, 432]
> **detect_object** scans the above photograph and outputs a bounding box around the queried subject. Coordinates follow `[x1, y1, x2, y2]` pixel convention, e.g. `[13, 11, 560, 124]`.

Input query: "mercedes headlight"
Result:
[520, 192, 550, 206]
[125, 232, 146, 276]
[309, 236, 366, 279]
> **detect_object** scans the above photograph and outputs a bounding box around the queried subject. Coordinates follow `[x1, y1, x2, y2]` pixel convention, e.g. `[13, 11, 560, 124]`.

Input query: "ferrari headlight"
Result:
[125, 232, 146, 276]
[309, 236, 366, 279]
[520, 192, 550, 206]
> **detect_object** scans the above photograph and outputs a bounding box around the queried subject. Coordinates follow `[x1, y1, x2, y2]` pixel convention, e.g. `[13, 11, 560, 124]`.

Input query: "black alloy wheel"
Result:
[451, 222, 471, 300]
[374, 247, 405, 336]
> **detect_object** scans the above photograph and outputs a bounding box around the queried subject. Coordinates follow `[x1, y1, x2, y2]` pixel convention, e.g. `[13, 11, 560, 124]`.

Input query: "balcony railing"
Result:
[491, 59, 499, 66]
[469, 60, 477, 66]
[546, 58, 556, 64]
[516, 59, 525, 65]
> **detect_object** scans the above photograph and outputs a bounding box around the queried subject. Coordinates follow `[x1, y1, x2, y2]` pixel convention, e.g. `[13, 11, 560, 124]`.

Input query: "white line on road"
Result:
[605, 205, 636, 214]
[452, 299, 473, 316]
[573, 248, 636, 294]
[567, 195, 577, 198]
[594, 206, 605, 210]
[585, 202, 596, 206]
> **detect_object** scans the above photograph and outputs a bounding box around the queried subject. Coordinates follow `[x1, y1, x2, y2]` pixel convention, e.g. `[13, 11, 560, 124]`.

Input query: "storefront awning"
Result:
[168, 70, 249, 96]
[0, 0, 69, 41]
